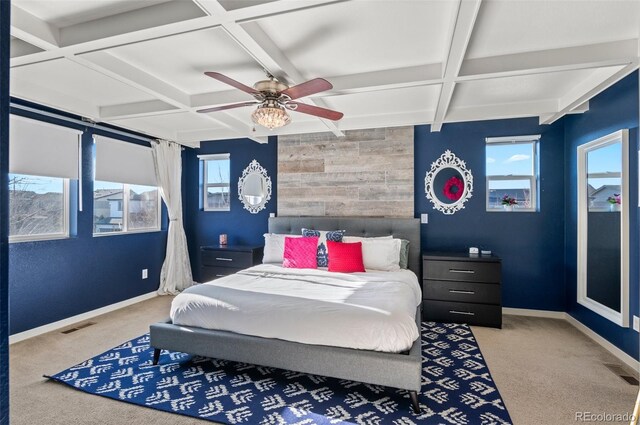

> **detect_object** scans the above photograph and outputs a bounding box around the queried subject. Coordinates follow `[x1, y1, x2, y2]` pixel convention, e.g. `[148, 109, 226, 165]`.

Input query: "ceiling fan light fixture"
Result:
[251, 105, 291, 130]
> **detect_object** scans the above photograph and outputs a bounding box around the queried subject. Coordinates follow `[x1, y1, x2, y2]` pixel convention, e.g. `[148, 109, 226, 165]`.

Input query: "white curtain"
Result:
[152, 140, 194, 295]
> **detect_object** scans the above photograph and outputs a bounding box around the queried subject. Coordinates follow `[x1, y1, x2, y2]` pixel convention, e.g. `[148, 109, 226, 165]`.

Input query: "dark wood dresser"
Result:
[200, 245, 263, 282]
[422, 252, 502, 328]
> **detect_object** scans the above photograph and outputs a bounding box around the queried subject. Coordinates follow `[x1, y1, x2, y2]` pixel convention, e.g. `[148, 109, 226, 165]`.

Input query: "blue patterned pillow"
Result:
[301, 229, 345, 267]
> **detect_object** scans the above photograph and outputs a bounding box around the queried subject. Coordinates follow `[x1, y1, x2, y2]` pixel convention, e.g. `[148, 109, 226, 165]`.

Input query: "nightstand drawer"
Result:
[423, 280, 501, 304]
[424, 260, 500, 283]
[422, 299, 502, 328]
[202, 250, 253, 268]
[200, 266, 237, 281]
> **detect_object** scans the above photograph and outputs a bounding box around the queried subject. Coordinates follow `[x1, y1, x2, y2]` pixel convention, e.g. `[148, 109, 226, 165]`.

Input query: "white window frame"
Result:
[9, 177, 70, 243]
[485, 135, 540, 212]
[93, 183, 162, 237]
[199, 153, 231, 212]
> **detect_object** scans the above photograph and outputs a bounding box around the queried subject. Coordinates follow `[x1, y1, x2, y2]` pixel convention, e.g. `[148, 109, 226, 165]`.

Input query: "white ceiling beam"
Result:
[447, 99, 558, 123]
[193, 0, 344, 137]
[431, 0, 482, 132]
[99, 100, 181, 120]
[227, 0, 345, 22]
[10, 4, 60, 50]
[238, 20, 344, 137]
[190, 64, 444, 110]
[459, 39, 639, 81]
[328, 64, 443, 95]
[177, 127, 269, 144]
[75, 51, 191, 107]
[10, 15, 221, 68]
[540, 62, 638, 125]
[73, 52, 263, 144]
[59, 1, 205, 47]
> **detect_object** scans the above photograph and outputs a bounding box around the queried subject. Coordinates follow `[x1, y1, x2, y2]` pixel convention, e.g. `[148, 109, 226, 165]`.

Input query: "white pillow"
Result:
[343, 236, 401, 271]
[263, 233, 302, 263]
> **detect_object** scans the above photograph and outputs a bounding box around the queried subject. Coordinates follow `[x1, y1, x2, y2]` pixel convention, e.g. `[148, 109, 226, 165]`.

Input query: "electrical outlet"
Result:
[420, 213, 428, 224]
[633, 316, 639, 332]
[142, 269, 148, 279]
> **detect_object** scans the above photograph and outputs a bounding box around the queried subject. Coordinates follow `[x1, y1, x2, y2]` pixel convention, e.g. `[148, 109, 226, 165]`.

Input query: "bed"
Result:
[150, 216, 423, 413]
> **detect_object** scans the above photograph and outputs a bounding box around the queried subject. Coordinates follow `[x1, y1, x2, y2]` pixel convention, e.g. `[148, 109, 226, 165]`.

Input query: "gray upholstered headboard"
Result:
[269, 216, 421, 277]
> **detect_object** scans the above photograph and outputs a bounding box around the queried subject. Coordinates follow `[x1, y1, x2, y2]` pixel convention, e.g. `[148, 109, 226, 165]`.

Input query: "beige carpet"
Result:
[8, 296, 638, 424]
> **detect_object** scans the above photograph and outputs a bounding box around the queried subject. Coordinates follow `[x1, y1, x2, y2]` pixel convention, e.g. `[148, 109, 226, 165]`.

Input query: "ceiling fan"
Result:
[197, 72, 344, 130]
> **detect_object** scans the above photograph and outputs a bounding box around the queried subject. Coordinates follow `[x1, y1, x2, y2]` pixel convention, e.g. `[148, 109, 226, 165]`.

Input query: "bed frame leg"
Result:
[409, 391, 421, 414]
[152, 348, 161, 365]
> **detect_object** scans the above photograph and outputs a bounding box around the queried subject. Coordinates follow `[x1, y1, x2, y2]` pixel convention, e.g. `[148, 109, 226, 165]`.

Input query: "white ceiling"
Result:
[8, 0, 640, 147]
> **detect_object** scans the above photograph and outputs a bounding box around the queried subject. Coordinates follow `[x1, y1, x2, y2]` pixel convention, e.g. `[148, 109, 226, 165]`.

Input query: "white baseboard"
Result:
[502, 307, 566, 319]
[564, 314, 639, 372]
[9, 291, 158, 344]
[503, 307, 639, 372]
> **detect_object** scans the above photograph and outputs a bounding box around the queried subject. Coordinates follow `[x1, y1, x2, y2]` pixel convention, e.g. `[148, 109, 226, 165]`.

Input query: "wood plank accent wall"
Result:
[277, 126, 414, 217]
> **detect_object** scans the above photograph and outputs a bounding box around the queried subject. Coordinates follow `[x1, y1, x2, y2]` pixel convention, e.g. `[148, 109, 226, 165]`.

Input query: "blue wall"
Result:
[414, 118, 567, 311]
[184, 137, 277, 282]
[1, 0, 11, 422]
[564, 72, 639, 359]
[8, 104, 168, 335]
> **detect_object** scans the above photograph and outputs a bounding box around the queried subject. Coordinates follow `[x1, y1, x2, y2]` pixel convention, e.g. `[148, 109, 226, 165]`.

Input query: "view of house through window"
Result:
[94, 181, 160, 234]
[486, 137, 539, 211]
[9, 173, 67, 240]
[202, 154, 230, 211]
[586, 142, 621, 212]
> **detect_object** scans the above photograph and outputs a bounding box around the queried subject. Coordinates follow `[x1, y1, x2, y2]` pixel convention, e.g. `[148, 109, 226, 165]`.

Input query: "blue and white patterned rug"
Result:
[47, 322, 512, 424]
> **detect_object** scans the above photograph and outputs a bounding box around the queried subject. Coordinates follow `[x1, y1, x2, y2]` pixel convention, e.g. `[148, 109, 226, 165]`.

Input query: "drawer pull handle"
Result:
[449, 269, 475, 274]
[449, 310, 475, 316]
[215, 274, 225, 277]
[216, 257, 233, 262]
[449, 289, 475, 295]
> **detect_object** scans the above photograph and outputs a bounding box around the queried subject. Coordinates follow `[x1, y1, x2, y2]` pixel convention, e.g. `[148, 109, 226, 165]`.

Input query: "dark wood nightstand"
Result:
[422, 252, 502, 328]
[200, 245, 263, 282]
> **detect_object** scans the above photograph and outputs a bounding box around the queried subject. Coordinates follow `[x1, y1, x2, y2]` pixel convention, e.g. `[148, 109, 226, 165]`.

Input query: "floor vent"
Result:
[61, 322, 96, 334]
[604, 363, 639, 385]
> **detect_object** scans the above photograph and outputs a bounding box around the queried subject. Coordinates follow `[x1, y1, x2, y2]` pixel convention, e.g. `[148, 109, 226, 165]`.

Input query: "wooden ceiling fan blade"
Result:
[280, 78, 333, 100]
[197, 101, 259, 113]
[288, 102, 343, 121]
[204, 72, 260, 95]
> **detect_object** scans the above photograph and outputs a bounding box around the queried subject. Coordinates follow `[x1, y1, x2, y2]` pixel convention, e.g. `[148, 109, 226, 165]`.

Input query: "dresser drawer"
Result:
[424, 260, 501, 283]
[202, 249, 253, 268]
[422, 299, 502, 328]
[423, 280, 501, 304]
[200, 266, 237, 282]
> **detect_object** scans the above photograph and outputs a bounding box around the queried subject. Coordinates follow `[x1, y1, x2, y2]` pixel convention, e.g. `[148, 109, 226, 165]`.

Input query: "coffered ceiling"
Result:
[9, 0, 640, 147]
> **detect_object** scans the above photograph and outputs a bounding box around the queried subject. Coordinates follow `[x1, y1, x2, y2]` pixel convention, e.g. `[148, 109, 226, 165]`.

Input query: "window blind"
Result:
[9, 114, 82, 179]
[94, 135, 157, 187]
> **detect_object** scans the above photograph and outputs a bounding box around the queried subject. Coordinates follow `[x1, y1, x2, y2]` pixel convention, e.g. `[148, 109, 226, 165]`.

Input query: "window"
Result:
[93, 181, 160, 234]
[585, 142, 621, 212]
[9, 174, 69, 241]
[200, 154, 230, 211]
[8, 115, 82, 242]
[486, 135, 539, 211]
[93, 135, 161, 235]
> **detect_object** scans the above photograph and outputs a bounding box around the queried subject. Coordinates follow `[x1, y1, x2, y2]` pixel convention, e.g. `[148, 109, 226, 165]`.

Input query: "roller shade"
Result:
[9, 114, 82, 179]
[94, 135, 157, 187]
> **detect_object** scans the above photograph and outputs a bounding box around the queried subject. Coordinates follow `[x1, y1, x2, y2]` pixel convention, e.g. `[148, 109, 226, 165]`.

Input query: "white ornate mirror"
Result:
[425, 150, 473, 215]
[238, 159, 272, 214]
[577, 129, 629, 327]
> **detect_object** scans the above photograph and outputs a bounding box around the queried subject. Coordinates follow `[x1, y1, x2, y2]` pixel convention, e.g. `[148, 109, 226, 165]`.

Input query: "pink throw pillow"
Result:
[283, 236, 319, 269]
[327, 241, 365, 273]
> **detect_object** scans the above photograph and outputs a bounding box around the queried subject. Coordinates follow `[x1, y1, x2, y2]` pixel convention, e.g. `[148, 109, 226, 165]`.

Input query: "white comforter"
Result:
[170, 264, 422, 353]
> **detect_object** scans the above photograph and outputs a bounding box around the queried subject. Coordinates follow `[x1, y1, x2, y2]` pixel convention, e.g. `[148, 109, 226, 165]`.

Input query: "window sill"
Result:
[9, 234, 70, 244]
[486, 209, 538, 213]
[93, 228, 162, 237]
